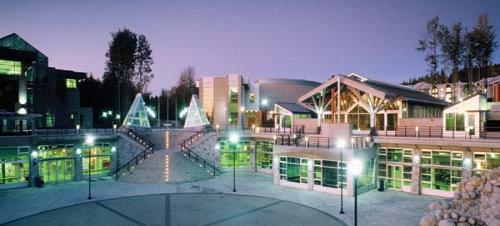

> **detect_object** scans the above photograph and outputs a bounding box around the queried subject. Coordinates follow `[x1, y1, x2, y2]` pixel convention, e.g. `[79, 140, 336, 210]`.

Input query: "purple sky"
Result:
[1, 0, 499, 94]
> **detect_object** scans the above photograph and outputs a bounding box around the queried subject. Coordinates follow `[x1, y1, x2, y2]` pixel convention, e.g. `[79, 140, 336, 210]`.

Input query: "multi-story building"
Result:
[0, 33, 116, 189]
[408, 75, 500, 103]
[0, 33, 92, 130]
[196, 74, 320, 127]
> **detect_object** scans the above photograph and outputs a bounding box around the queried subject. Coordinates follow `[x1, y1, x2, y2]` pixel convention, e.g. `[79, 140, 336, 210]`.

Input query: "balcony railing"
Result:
[274, 134, 370, 149]
[376, 126, 500, 140]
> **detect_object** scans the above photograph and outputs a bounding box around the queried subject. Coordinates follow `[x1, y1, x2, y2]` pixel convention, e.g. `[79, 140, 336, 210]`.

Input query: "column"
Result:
[273, 155, 280, 185]
[411, 149, 421, 195]
[29, 154, 39, 186]
[75, 154, 83, 181]
[307, 159, 314, 190]
[462, 151, 473, 180]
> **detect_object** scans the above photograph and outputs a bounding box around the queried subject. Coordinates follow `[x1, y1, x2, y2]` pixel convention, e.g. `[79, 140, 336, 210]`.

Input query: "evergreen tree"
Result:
[135, 34, 154, 92]
[417, 16, 443, 85]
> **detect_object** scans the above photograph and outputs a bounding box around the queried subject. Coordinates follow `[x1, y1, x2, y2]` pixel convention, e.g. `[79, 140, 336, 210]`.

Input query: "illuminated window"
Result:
[249, 93, 256, 103]
[0, 59, 22, 76]
[66, 79, 77, 88]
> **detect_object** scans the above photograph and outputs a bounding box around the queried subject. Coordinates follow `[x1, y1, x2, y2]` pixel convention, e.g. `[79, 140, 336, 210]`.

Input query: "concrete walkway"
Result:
[118, 150, 214, 184]
[5, 193, 346, 226]
[0, 171, 438, 226]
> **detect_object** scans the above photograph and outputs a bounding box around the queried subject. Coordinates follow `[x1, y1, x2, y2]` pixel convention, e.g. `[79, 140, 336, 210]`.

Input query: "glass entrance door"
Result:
[386, 165, 403, 189]
[40, 159, 74, 183]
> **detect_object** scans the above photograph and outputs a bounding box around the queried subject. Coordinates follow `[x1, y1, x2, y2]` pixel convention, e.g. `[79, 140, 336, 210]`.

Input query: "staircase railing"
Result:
[180, 128, 221, 176]
[180, 143, 222, 176]
[113, 127, 155, 179]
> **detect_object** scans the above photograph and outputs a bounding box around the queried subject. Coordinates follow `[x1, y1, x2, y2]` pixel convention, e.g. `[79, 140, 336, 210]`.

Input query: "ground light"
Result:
[229, 133, 239, 192]
[85, 135, 95, 200]
[350, 159, 363, 226]
[336, 138, 346, 214]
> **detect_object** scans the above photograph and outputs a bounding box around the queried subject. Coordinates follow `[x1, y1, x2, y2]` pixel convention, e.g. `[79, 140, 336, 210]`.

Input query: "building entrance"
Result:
[386, 165, 403, 189]
[39, 158, 75, 183]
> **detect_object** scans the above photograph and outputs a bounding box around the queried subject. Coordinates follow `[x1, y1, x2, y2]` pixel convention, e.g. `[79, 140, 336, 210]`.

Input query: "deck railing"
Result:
[376, 126, 500, 140]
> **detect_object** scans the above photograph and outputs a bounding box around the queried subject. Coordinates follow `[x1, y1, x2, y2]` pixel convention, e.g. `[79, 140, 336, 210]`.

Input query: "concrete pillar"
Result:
[110, 146, 118, 175]
[462, 151, 473, 180]
[29, 155, 39, 186]
[75, 154, 83, 181]
[346, 164, 355, 197]
[411, 149, 421, 195]
[307, 159, 314, 190]
[273, 155, 280, 185]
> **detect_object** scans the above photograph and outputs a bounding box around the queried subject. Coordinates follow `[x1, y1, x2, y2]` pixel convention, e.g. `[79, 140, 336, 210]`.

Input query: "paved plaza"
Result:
[0, 148, 440, 226]
[4, 193, 346, 226]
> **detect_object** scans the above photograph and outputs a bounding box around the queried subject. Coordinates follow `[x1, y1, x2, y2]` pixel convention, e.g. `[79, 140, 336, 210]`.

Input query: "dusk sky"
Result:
[1, 0, 499, 94]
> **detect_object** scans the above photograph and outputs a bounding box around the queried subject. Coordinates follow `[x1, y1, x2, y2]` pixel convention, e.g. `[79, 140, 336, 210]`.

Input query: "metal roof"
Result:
[275, 102, 314, 114]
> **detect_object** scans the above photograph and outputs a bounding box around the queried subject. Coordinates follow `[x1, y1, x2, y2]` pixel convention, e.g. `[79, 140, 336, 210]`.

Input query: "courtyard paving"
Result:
[4, 193, 345, 226]
[0, 148, 440, 226]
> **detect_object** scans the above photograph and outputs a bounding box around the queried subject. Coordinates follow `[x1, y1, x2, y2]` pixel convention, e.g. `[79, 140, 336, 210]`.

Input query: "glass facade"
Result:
[279, 157, 308, 184]
[219, 140, 251, 168]
[378, 148, 413, 189]
[420, 150, 463, 192]
[473, 152, 500, 174]
[0, 59, 22, 76]
[38, 145, 76, 183]
[82, 143, 112, 176]
[0, 147, 29, 184]
[228, 87, 239, 124]
[313, 159, 346, 188]
[445, 113, 465, 131]
[256, 141, 273, 169]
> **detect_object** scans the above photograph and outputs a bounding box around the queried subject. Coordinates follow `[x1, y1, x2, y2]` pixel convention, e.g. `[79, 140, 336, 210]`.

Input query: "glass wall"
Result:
[219, 140, 251, 168]
[256, 141, 273, 169]
[445, 113, 465, 131]
[0, 59, 22, 76]
[347, 106, 369, 130]
[279, 157, 308, 184]
[228, 87, 239, 124]
[473, 152, 500, 175]
[0, 147, 29, 184]
[82, 143, 112, 176]
[39, 145, 76, 183]
[420, 150, 463, 192]
[378, 148, 413, 189]
[313, 159, 346, 188]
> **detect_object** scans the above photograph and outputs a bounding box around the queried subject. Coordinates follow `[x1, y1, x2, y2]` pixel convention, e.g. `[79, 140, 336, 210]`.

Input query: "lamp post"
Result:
[337, 139, 346, 214]
[85, 135, 95, 200]
[350, 159, 363, 226]
[229, 133, 239, 192]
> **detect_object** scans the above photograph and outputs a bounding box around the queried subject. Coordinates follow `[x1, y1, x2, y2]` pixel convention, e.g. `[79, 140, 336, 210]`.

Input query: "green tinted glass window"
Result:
[66, 79, 77, 88]
[0, 59, 22, 76]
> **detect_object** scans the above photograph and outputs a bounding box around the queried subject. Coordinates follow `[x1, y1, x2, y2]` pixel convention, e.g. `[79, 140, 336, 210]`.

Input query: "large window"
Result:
[313, 160, 346, 188]
[279, 157, 308, 184]
[473, 152, 500, 172]
[420, 150, 463, 192]
[0, 59, 22, 76]
[347, 106, 370, 130]
[83, 143, 112, 176]
[219, 140, 251, 168]
[445, 113, 465, 131]
[38, 145, 76, 183]
[0, 147, 29, 184]
[66, 79, 77, 88]
[256, 141, 273, 169]
[378, 148, 412, 189]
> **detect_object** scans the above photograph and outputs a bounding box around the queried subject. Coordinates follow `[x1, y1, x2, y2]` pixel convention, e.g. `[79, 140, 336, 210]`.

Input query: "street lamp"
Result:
[337, 138, 346, 214]
[350, 159, 363, 226]
[85, 135, 95, 200]
[229, 133, 239, 192]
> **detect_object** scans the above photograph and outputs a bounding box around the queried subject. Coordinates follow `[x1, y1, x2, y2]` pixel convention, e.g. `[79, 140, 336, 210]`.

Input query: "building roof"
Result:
[53, 68, 86, 79]
[275, 102, 314, 114]
[299, 73, 449, 106]
[0, 46, 37, 62]
[256, 78, 321, 87]
[362, 78, 449, 105]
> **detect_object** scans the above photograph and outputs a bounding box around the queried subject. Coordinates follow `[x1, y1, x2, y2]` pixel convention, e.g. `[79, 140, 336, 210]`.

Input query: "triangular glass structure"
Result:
[184, 95, 210, 128]
[122, 93, 151, 128]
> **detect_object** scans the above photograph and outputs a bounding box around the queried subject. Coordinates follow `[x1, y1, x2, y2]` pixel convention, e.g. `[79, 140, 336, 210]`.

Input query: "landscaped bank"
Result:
[420, 168, 500, 226]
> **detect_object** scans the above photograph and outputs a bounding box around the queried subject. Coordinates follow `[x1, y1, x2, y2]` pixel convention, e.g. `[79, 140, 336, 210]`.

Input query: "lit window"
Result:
[66, 79, 77, 88]
[0, 59, 22, 76]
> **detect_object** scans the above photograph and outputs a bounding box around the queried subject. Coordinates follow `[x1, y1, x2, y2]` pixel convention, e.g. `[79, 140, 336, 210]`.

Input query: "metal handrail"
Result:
[376, 125, 500, 140]
[180, 144, 221, 176]
[113, 147, 153, 179]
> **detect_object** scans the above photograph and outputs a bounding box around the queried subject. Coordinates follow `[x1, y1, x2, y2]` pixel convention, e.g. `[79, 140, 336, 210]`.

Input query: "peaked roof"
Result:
[299, 73, 448, 106]
[184, 95, 210, 128]
[0, 33, 48, 60]
[122, 94, 150, 128]
[275, 102, 314, 114]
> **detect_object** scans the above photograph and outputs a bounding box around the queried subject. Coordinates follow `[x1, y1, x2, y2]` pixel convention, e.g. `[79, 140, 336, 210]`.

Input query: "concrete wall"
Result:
[293, 118, 318, 134]
[399, 118, 442, 127]
[116, 133, 146, 167]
